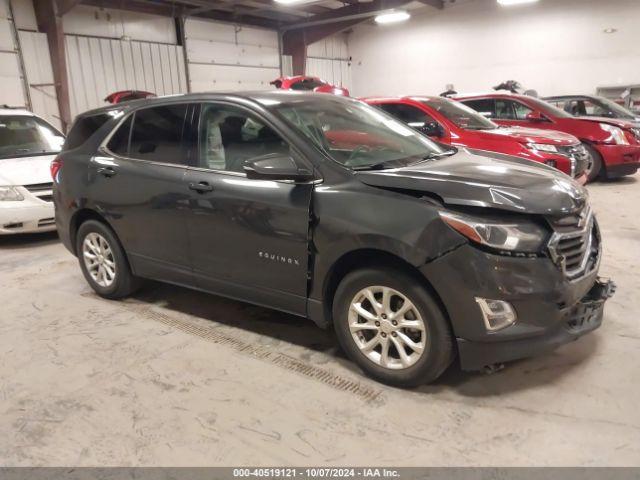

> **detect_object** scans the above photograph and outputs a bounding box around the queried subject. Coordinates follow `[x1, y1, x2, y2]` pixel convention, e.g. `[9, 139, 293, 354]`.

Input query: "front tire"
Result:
[76, 220, 141, 299]
[583, 143, 603, 182]
[333, 267, 454, 387]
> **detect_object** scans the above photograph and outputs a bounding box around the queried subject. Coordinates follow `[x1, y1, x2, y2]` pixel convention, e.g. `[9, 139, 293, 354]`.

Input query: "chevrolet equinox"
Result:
[53, 92, 614, 386]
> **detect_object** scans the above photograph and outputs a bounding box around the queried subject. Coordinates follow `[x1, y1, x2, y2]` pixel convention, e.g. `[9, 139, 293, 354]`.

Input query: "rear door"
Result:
[91, 103, 194, 283]
[183, 102, 314, 315]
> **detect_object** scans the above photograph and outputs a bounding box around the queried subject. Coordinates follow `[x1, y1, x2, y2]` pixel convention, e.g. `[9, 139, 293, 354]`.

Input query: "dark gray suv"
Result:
[52, 92, 614, 386]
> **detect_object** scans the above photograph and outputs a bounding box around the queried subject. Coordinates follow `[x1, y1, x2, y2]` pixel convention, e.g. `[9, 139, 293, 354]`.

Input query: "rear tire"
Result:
[333, 267, 454, 387]
[76, 220, 141, 299]
[583, 143, 603, 182]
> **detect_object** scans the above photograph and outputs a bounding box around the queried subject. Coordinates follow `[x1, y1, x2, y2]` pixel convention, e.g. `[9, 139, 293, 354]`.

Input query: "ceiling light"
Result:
[497, 0, 539, 5]
[603, 28, 618, 34]
[375, 10, 411, 24]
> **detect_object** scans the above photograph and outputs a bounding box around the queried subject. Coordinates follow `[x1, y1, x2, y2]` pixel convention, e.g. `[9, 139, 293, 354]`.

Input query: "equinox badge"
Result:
[259, 251, 300, 266]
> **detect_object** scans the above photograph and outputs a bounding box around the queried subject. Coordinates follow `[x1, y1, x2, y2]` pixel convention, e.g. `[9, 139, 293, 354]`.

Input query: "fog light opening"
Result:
[475, 298, 517, 332]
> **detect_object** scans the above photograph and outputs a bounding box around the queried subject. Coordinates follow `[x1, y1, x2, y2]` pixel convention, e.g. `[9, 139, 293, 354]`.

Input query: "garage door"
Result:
[0, 0, 27, 108]
[307, 36, 352, 91]
[185, 18, 280, 92]
[65, 34, 188, 118]
[18, 30, 61, 130]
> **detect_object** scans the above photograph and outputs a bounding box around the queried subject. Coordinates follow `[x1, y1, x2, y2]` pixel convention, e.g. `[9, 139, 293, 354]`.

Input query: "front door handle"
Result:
[97, 167, 116, 177]
[189, 181, 214, 193]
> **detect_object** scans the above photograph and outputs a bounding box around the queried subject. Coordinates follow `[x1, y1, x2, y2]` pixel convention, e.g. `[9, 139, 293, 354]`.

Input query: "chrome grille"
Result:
[548, 206, 600, 280]
[557, 144, 590, 178]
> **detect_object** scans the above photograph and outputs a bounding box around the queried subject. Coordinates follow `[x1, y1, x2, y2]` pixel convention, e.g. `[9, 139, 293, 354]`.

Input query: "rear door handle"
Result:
[189, 181, 214, 193]
[97, 167, 116, 177]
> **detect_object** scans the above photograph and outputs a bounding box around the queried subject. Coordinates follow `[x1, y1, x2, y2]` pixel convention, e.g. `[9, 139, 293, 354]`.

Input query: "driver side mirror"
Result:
[243, 153, 315, 182]
[525, 111, 549, 122]
[419, 122, 445, 138]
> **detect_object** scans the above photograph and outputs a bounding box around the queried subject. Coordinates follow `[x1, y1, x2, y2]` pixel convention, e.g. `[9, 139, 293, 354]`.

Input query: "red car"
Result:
[105, 90, 156, 104]
[271, 76, 350, 96]
[364, 95, 589, 183]
[456, 93, 640, 181]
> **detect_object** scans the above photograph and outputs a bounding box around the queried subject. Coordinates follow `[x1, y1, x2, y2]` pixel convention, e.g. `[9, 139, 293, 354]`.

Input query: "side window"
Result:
[107, 115, 133, 156]
[495, 99, 515, 119]
[463, 99, 495, 118]
[198, 104, 289, 173]
[128, 104, 188, 164]
[379, 103, 436, 128]
[512, 101, 533, 120]
[554, 100, 574, 114]
[583, 100, 607, 116]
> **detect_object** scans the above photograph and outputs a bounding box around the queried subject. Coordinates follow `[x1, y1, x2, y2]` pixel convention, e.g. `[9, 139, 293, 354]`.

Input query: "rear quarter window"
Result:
[64, 113, 112, 150]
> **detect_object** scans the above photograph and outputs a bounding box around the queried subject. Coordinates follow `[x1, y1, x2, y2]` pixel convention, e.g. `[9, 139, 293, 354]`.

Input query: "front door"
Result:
[183, 103, 313, 315]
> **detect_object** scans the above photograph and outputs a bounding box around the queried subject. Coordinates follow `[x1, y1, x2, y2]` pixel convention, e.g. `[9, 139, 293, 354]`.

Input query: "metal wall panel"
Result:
[18, 30, 61, 130]
[185, 18, 280, 93]
[64, 35, 187, 117]
[0, 0, 27, 108]
[63, 5, 177, 44]
[306, 35, 352, 91]
[306, 58, 352, 91]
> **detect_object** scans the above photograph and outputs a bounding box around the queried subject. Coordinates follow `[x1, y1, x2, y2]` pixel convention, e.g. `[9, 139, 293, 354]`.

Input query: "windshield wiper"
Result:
[352, 160, 404, 171]
[422, 149, 457, 160]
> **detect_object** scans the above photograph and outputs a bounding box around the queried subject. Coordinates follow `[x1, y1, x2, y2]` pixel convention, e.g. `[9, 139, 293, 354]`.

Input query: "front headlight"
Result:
[0, 186, 24, 201]
[600, 123, 629, 145]
[439, 210, 548, 254]
[527, 143, 558, 153]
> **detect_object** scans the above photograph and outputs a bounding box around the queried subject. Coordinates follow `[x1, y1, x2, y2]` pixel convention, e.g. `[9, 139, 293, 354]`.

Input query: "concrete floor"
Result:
[1, 177, 639, 467]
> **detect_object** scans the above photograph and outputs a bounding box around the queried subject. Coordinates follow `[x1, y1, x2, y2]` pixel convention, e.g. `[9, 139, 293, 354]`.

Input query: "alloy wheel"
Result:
[82, 232, 116, 287]
[348, 286, 426, 370]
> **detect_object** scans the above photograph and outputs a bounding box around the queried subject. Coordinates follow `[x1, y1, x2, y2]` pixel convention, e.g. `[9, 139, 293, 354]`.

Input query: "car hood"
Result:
[356, 148, 587, 215]
[476, 126, 578, 145]
[0, 154, 56, 186]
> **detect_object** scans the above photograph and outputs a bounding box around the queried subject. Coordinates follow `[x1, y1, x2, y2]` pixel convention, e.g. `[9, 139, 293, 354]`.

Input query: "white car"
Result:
[0, 108, 65, 234]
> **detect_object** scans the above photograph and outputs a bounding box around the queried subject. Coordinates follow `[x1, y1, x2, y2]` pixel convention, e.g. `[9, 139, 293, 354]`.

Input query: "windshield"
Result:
[593, 97, 637, 119]
[526, 97, 573, 119]
[0, 115, 64, 159]
[273, 98, 451, 169]
[421, 97, 497, 130]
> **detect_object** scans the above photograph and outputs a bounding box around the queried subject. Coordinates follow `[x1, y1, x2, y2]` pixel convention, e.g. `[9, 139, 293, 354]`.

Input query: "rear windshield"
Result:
[0, 115, 65, 159]
[64, 113, 113, 150]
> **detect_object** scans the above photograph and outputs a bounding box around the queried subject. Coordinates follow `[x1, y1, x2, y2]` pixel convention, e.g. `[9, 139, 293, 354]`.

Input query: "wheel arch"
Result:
[69, 208, 115, 256]
[319, 248, 451, 330]
[580, 140, 606, 179]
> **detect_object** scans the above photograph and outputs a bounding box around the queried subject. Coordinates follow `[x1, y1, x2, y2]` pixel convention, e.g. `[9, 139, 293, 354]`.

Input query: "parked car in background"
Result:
[0, 108, 64, 234]
[271, 75, 350, 96]
[364, 95, 589, 183]
[457, 93, 640, 181]
[105, 90, 156, 104]
[53, 92, 614, 386]
[544, 95, 640, 127]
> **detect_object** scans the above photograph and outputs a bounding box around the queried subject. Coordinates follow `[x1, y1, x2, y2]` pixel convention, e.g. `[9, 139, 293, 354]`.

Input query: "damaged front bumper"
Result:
[420, 242, 615, 372]
[456, 278, 615, 371]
